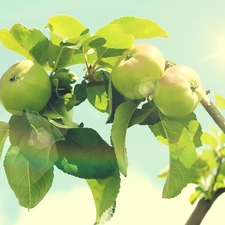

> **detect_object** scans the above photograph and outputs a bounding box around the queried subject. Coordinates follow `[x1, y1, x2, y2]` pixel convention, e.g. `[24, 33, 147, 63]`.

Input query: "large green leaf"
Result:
[110, 16, 169, 39]
[87, 169, 120, 224]
[150, 113, 202, 148]
[55, 128, 118, 179]
[161, 120, 198, 198]
[46, 14, 89, 46]
[9, 112, 64, 169]
[4, 145, 54, 209]
[0, 23, 49, 65]
[111, 102, 138, 176]
[0, 121, 9, 160]
[95, 23, 134, 49]
[45, 14, 90, 68]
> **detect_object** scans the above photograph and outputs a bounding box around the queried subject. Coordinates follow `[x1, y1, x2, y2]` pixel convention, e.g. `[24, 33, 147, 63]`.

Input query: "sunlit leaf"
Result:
[95, 24, 134, 49]
[4, 145, 54, 209]
[110, 16, 169, 39]
[111, 102, 138, 176]
[150, 113, 202, 147]
[210, 126, 225, 145]
[0, 24, 49, 65]
[161, 120, 198, 198]
[157, 166, 169, 178]
[46, 14, 89, 45]
[0, 121, 9, 160]
[149, 121, 168, 145]
[201, 132, 218, 149]
[214, 93, 225, 109]
[87, 169, 120, 224]
[82, 35, 107, 49]
[197, 149, 217, 178]
[189, 189, 201, 205]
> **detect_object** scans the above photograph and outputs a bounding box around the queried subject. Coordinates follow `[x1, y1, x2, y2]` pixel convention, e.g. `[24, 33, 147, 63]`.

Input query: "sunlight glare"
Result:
[203, 32, 225, 63]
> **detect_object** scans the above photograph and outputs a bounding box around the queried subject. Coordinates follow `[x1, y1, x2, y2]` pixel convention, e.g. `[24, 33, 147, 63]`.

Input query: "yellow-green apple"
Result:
[111, 43, 165, 100]
[153, 64, 204, 118]
[0, 60, 52, 115]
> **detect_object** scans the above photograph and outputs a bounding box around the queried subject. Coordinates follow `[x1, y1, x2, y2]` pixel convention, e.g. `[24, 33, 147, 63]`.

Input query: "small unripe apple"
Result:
[153, 65, 204, 118]
[0, 60, 52, 115]
[111, 43, 165, 100]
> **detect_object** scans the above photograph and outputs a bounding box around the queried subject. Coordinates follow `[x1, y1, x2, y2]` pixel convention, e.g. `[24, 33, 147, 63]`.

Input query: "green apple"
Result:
[0, 60, 52, 115]
[153, 64, 204, 118]
[111, 43, 165, 100]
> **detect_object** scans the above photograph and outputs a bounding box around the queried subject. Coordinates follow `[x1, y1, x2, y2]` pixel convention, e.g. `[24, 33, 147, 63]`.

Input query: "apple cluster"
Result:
[111, 43, 204, 118]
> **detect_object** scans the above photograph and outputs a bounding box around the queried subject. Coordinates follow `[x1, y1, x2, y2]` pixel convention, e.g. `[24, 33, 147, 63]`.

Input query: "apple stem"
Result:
[200, 94, 225, 133]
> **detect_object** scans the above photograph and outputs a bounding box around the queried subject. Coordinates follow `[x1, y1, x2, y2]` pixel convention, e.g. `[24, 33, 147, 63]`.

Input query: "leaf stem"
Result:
[49, 47, 64, 77]
[200, 94, 225, 133]
[185, 188, 225, 225]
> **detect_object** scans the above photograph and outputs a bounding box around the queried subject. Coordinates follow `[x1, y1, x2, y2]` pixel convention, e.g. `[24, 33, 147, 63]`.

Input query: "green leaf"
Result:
[197, 149, 217, 178]
[110, 16, 169, 39]
[46, 14, 90, 68]
[82, 35, 107, 49]
[111, 102, 138, 176]
[9, 112, 64, 169]
[95, 24, 134, 49]
[128, 108, 152, 127]
[201, 132, 218, 149]
[210, 126, 225, 146]
[47, 41, 77, 68]
[150, 113, 202, 147]
[0, 24, 49, 65]
[214, 93, 225, 109]
[46, 14, 89, 46]
[189, 189, 201, 205]
[55, 128, 118, 179]
[0, 121, 9, 160]
[106, 79, 126, 124]
[138, 102, 160, 126]
[161, 120, 198, 198]
[167, 113, 203, 148]
[87, 169, 120, 224]
[149, 121, 168, 145]
[87, 84, 108, 113]
[157, 166, 169, 178]
[66, 80, 88, 109]
[4, 145, 54, 209]
[42, 100, 78, 129]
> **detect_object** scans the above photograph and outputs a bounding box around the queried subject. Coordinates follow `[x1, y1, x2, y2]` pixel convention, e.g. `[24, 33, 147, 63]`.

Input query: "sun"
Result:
[203, 31, 225, 63]
[210, 35, 225, 61]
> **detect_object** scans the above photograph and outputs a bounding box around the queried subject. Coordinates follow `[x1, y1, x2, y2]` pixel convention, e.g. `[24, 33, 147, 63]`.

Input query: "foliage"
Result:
[0, 14, 225, 224]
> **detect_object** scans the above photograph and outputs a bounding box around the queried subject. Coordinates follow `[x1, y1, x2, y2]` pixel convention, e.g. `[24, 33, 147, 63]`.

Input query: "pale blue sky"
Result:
[1, 0, 225, 224]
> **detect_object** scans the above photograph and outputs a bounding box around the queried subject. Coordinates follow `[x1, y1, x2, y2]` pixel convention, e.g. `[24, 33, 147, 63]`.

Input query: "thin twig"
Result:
[200, 94, 225, 133]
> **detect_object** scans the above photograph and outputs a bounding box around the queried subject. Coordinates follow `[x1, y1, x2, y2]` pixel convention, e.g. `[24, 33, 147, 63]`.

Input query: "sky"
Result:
[1, 0, 225, 224]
